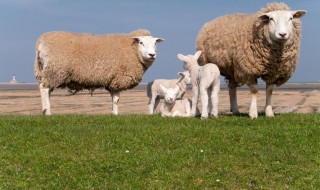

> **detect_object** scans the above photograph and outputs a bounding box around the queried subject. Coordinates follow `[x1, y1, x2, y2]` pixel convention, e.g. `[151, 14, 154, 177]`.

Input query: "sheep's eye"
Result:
[269, 18, 274, 22]
[289, 17, 293, 21]
[139, 42, 144, 45]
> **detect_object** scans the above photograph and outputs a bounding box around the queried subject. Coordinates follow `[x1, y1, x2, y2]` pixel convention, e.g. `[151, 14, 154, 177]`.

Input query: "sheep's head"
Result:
[160, 84, 180, 105]
[177, 51, 202, 70]
[132, 36, 164, 63]
[178, 71, 191, 85]
[258, 10, 306, 42]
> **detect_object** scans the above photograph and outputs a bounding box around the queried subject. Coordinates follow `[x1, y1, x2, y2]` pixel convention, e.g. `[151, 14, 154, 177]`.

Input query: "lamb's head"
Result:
[178, 71, 191, 85]
[160, 84, 180, 105]
[258, 10, 306, 42]
[177, 51, 202, 71]
[132, 36, 165, 63]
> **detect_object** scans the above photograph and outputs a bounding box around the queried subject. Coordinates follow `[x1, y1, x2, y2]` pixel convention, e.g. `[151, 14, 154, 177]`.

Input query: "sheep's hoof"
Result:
[265, 107, 274, 117]
[201, 115, 208, 120]
[249, 113, 258, 119]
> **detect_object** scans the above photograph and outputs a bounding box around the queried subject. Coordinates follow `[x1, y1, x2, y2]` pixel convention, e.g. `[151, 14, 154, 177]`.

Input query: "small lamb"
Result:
[147, 71, 191, 114]
[159, 84, 192, 117]
[177, 51, 220, 119]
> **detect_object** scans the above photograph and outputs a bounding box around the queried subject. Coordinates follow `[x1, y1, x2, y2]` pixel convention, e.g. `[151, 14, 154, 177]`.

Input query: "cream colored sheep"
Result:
[178, 51, 220, 119]
[197, 3, 306, 119]
[147, 71, 191, 114]
[34, 29, 164, 115]
[159, 84, 192, 117]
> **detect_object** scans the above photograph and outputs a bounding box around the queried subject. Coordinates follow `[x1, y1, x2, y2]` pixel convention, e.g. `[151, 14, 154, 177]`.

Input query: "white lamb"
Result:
[147, 71, 191, 114]
[177, 51, 220, 119]
[159, 84, 192, 117]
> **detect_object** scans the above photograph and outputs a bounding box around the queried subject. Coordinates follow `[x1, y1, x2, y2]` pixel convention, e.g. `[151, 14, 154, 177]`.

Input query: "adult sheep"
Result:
[34, 29, 164, 115]
[196, 3, 306, 119]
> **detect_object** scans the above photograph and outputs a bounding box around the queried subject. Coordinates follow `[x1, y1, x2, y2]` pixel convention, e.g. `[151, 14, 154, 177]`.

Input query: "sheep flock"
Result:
[34, 3, 306, 119]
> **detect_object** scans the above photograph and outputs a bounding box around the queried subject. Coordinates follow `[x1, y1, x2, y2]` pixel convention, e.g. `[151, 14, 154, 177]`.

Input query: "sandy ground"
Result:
[0, 88, 319, 115]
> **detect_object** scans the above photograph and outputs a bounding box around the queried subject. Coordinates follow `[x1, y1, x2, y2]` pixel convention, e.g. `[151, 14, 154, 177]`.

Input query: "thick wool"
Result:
[35, 29, 152, 92]
[196, 3, 302, 87]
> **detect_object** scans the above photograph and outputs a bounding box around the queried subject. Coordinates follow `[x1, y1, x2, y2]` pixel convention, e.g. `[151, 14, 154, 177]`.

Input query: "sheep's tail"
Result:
[34, 42, 43, 82]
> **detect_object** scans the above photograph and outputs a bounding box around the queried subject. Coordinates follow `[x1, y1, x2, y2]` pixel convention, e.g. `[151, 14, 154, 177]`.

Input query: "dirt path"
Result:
[0, 88, 319, 115]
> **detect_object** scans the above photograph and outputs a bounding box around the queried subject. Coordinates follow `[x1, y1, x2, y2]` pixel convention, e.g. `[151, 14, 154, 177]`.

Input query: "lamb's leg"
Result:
[153, 97, 160, 114]
[111, 92, 120, 115]
[229, 87, 240, 114]
[39, 83, 52, 115]
[249, 83, 258, 119]
[265, 83, 274, 117]
[211, 81, 220, 118]
[148, 95, 156, 114]
[200, 85, 209, 119]
[191, 86, 199, 117]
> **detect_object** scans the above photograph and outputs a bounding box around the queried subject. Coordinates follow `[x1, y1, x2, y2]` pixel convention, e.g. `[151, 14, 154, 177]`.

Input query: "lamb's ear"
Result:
[160, 84, 167, 93]
[177, 72, 185, 82]
[132, 37, 140, 44]
[194, 51, 202, 60]
[292, 10, 306, 19]
[177, 54, 188, 62]
[174, 85, 180, 93]
[156, 38, 165, 43]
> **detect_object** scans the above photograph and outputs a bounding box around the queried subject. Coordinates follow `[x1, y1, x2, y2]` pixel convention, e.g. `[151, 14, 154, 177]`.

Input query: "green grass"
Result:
[0, 114, 319, 189]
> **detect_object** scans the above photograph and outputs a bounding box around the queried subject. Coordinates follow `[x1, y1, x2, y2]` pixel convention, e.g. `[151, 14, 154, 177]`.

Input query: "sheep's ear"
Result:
[258, 14, 270, 22]
[156, 38, 165, 43]
[132, 37, 140, 44]
[194, 51, 202, 60]
[160, 84, 167, 93]
[177, 72, 184, 82]
[177, 54, 188, 62]
[174, 85, 180, 93]
[292, 10, 306, 19]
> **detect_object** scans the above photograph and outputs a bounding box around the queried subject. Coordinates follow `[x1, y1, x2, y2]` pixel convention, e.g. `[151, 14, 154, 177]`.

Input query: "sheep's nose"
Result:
[149, 53, 155, 58]
[279, 33, 287, 38]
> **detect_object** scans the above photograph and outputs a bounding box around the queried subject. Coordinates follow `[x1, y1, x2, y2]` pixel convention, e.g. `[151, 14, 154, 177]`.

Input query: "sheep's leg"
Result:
[211, 81, 220, 118]
[191, 86, 199, 117]
[148, 96, 156, 114]
[249, 84, 258, 119]
[229, 87, 240, 114]
[265, 83, 274, 117]
[200, 85, 209, 119]
[153, 97, 160, 114]
[111, 92, 120, 115]
[39, 83, 52, 115]
[185, 99, 191, 117]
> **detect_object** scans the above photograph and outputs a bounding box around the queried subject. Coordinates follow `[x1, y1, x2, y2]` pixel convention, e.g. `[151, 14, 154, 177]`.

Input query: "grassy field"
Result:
[0, 114, 319, 189]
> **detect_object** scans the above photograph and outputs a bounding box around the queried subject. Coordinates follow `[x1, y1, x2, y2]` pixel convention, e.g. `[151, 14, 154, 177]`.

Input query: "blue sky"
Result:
[0, 0, 319, 83]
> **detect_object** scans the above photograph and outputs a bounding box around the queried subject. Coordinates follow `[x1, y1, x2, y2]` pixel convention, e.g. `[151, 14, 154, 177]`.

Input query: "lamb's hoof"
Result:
[201, 114, 208, 120]
[210, 114, 218, 118]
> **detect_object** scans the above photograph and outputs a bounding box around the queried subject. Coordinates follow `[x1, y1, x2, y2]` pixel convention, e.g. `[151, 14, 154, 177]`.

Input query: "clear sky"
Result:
[0, 0, 319, 83]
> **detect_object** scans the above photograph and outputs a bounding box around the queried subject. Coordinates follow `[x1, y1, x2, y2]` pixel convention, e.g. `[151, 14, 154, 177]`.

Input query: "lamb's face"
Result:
[133, 36, 164, 62]
[259, 10, 306, 42]
[160, 84, 180, 105]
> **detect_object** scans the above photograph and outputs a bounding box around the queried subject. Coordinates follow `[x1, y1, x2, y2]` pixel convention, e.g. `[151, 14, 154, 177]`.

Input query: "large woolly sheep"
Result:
[34, 29, 164, 115]
[177, 51, 220, 119]
[147, 71, 191, 114]
[159, 84, 192, 117]
[196, 3, 306, 119]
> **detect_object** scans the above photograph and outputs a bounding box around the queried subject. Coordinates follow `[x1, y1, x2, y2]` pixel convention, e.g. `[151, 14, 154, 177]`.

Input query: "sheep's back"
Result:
[196, 14, 256, 79]
[37, 31, 144, 90]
